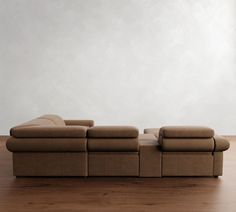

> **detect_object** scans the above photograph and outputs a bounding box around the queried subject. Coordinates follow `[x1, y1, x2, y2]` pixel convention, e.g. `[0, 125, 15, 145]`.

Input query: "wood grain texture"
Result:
[0, 136, 235, 212]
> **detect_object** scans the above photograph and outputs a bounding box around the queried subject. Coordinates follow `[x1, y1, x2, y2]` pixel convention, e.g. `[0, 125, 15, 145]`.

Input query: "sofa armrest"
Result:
[10, 126, 87, 138]
[214, 135, 230, 151]
[64, 120, 94, 127]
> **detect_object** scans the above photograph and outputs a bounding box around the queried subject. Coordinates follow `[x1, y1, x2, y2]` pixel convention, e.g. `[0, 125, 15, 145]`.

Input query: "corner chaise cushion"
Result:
[87, 126, 139, 138]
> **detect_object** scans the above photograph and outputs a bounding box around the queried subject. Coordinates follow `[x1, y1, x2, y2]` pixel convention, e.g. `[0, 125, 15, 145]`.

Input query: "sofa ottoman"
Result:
[87, 126, 139, 176]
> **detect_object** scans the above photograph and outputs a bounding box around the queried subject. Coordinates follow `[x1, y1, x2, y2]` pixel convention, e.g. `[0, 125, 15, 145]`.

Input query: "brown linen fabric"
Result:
[64, 120, 94, 127]
[88, 152, 139, 176]
[161, 138, 215, 152]
[139, 134, 161, 177]
[87, 126, 139, 138]
[159, 126, 214, 139]
[162, 152, 214, 176]
[10, 126, 88, 138]
[6, 137, 87, 152]
[13, 152, 87, 176]
[88, 138, 139, 152]
[214, 135, 230, 151]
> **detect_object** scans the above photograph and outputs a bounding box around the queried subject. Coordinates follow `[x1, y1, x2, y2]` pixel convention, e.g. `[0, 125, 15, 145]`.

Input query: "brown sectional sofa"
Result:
[6, 115, 230, 177]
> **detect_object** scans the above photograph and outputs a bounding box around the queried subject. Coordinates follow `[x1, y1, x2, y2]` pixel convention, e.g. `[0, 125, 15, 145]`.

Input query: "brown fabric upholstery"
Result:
[144, 128, 159, 138]
[10, 126, 87, 138]
[64, 120, 94, 127]
[159, 126, 214, 139]
[139, 134, 161, 177]
[88, 126, 139, 138]
[161, 138, 215, 152]
[214, 135, 230, 151]
[13, 152, 88, 176]
[6, 137, 87, 152]
[88, 138, 139, 152]
[162, 152, 214, 176]
[88, 152, 139, 176]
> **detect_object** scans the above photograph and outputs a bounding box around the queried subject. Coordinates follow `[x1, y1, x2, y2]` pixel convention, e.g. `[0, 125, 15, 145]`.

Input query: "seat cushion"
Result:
[159, 126, 214, 138]
[87, 126, 139, 138]
[161, 138, 215, 152]
[10, 126, 88, 138]
[6, 137, 87, 152]
[88, 138, 139, 152]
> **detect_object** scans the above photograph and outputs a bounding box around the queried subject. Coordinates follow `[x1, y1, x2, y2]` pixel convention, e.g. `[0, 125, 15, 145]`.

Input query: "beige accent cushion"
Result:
[6, 137, 87, 152]
[88, 126, 139, 138]
[88, 138, 139, 152]
[159, 126, 214, 138]
[161, 138, 215, 152]
[10, 126, 87, 138]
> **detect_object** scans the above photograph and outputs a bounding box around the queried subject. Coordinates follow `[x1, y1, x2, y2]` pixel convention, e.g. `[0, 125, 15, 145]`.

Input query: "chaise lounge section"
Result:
[6, 115, 230, 177]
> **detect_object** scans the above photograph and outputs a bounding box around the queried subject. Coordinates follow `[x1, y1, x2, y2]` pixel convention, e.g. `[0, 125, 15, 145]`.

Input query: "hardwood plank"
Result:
[0, 136, 235, 212]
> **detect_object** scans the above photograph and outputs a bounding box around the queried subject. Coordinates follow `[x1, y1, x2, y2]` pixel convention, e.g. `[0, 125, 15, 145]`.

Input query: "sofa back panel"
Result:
[162, 152, 213, 176]
[39, 114, 65, 126]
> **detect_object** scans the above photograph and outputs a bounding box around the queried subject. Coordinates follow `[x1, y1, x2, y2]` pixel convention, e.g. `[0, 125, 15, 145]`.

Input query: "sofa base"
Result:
[13, 152, 88, 176]
[88, 152, 139, 176]
[162, 152, 215, 176]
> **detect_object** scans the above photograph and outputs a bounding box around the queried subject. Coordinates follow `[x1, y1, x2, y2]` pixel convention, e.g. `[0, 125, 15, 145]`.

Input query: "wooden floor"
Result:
[0, 136, 236, 212]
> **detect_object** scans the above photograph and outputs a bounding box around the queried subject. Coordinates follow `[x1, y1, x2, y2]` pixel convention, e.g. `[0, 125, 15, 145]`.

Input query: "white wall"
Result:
[0, 0, 236, 135]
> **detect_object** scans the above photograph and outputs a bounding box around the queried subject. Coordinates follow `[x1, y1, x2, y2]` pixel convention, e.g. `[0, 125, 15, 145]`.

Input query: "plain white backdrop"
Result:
[0, 0, 236, 135]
